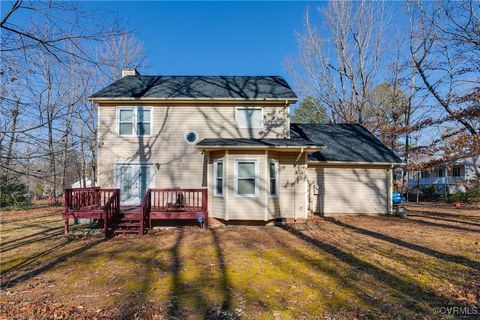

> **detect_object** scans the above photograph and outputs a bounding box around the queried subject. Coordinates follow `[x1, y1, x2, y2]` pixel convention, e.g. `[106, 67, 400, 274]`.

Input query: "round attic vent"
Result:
[184, 130, 198, 144]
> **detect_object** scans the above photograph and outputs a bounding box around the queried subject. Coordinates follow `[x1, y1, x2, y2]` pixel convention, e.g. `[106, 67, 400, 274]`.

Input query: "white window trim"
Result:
[269, 159, 279, 197]
[235, 107, 264, 129]
[117, 106, 153, 137]
[234, 159, 259, 197]
[213, 159, 224, 197]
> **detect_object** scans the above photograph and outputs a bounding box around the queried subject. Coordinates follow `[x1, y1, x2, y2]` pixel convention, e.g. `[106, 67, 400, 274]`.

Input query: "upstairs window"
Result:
[119, 109, 134, 135]
[235, 107, 263, 128]
[436, 167, 445, 177]
[214, 160, 224, 197]
[452, 166, 462, 177]
[269, 160, 279, 196]
[137, 108, 151, 135]
[235, 160, 258, 196]
[118, 107, 151, 136]
[420, 171, 430, 179]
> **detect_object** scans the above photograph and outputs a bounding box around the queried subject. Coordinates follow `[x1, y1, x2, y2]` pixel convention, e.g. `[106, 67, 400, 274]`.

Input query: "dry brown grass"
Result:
[1, 204, 479, 319]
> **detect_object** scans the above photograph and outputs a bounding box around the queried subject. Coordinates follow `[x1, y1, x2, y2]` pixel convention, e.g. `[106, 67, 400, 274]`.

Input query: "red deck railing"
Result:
[64, 187, 100, 212]
[64, 187, 208, 236]
[64, 188, 118, 212]
[64, 188, 120, 237]
[149, 188, 208, 212]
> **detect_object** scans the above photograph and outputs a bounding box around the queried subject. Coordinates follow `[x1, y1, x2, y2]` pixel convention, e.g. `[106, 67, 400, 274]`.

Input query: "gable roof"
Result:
[89, 76, 297, 101]
[290, 123, 402, 164]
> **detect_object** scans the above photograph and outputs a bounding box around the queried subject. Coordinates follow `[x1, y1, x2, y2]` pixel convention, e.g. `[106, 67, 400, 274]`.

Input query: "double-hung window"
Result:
[452, 166, 462, 177]
[436, 167, 444, 177]
[118, 107, 151, 136]
[119, 109, 134, 135]
[214, 160, 224, 197]
[235, 107, 263, 129]
[420, 171, 430, 179]
[269, 160, 279, 196]
[236, 160, 258, 196]
[137, 108, 151, 135]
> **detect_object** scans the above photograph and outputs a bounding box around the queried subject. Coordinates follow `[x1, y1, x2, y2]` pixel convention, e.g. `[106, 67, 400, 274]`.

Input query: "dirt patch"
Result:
[1, 205, 479, 319]
[404, 201, 480, 214]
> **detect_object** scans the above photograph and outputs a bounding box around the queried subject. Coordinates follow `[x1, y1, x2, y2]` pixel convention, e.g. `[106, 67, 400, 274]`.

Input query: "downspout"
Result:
[285, 99, 290, 139]
[388, 165, 394, 215]
[96, 103, 100, 187]
[293, 148, 304, 221]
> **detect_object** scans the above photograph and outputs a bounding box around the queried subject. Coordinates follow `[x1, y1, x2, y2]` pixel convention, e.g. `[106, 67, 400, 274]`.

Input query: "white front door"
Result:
[117, 164, 154, 205]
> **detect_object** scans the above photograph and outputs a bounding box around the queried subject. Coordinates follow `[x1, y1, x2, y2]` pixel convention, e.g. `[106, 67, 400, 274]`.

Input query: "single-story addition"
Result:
[63, 70, 402, 235]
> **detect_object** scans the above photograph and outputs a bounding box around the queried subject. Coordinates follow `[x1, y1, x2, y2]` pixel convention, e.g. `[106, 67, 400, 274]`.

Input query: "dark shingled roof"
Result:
[89, 76, 297, 100]
[197, 138, 319, 148]
[290, 123, 402, 163]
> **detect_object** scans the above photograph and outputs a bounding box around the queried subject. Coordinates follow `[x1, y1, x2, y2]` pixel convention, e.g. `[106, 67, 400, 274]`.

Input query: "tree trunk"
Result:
[5, 98, 20, 171]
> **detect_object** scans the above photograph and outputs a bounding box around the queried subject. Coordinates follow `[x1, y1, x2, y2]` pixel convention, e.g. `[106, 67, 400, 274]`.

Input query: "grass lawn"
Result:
[1, 204, 479, 319]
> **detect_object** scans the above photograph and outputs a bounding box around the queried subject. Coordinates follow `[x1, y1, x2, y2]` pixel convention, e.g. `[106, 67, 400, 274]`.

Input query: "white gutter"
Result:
[88, 97, 298, 104]
[197, 145, 321, 151]
[307, 160, 404, 166]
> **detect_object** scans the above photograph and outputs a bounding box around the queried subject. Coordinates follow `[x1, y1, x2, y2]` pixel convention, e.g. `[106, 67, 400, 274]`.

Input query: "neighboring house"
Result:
[407, 155, 480, 193]
[85, 69, 401, 226]
[70, 178, 92, 189]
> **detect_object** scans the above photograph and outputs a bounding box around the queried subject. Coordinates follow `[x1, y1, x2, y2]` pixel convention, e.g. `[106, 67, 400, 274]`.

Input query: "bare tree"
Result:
[0, 0, 147, 202]
[407, 0, 479, 165]
[98, 31, 147, 82]
[291, 0, 388, 127]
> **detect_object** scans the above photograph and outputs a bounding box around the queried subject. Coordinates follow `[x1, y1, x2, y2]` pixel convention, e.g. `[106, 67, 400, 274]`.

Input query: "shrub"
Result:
[0, 175, 31, 209]
[446, 192, 466, 203]
[446, 183, 480, 204]
[465, 183, 480, 202]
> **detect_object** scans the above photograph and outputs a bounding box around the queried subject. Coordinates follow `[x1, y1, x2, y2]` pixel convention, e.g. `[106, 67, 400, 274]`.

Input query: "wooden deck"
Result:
[63, 188, 208, 236]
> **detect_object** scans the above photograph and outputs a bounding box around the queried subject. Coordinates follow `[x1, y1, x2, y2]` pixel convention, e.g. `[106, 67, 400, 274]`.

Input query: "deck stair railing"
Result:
[140, 189, 152, 234]
[102, 189, 120, 236]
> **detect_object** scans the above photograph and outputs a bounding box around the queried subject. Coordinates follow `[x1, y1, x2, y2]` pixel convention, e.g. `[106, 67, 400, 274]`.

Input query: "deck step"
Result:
[114, 229, 141, 234]
[115, 222, 141, 227]
[117, 216, 142, 220]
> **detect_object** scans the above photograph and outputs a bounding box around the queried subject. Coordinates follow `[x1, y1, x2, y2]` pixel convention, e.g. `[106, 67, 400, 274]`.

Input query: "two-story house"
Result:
[84, 69, 401, 228]
[407, 155, 480, 194]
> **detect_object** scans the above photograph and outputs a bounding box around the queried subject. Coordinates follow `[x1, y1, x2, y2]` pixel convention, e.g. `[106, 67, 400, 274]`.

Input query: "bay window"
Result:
[269, 160, 279, 196]
[214, 159, 224, 197]
[235, 160, 258, 196]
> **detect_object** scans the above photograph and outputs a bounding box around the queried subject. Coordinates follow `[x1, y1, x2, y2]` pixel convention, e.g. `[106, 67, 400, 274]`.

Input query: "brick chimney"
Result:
[121, 68, 139, 77]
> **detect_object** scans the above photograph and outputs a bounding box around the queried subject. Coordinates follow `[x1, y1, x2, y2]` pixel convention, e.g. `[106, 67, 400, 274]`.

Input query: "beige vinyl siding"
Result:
[267, 152, 307, 220]
[97, 104, 289, 188]
[307, 165, 388, 216]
